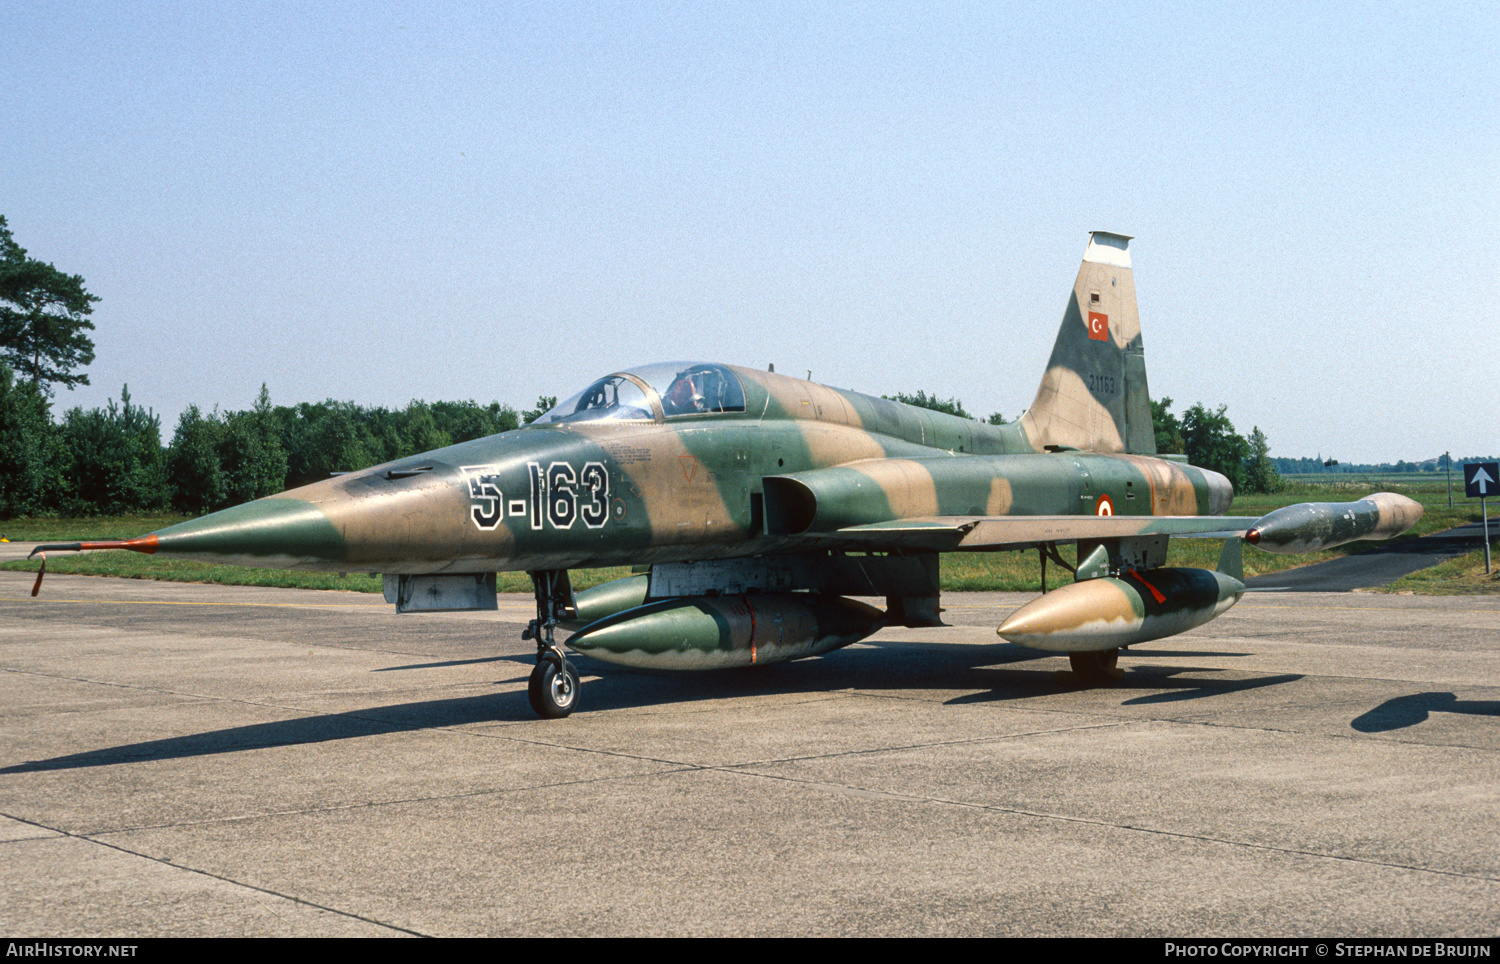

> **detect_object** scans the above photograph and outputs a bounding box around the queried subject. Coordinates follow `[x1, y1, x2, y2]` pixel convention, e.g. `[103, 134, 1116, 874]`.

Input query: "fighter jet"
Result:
[33, 232, 1422, 717]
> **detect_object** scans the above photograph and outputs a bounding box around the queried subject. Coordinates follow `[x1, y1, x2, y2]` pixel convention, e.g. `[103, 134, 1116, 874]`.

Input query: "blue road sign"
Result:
[1464, 462, 1499, 499]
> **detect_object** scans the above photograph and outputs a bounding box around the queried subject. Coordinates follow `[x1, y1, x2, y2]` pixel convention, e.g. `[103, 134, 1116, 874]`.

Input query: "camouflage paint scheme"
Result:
[1246, 493, 1424, 555]
[37, 233, 1422, 710]
[997, 567, 1245, 653]
[566, 593, 885, 670]
[127, 366, 1237, 574]
[78, 233, 1247, 574]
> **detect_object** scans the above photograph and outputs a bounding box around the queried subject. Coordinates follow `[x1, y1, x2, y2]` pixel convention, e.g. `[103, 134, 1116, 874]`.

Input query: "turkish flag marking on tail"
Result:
[1088, 312, 1109, 341]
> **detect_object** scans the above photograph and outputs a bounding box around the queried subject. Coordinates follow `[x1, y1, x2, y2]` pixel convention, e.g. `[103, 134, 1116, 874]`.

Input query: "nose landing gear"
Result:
[524, 569, 580, 718]
[528, 653, 579, 718]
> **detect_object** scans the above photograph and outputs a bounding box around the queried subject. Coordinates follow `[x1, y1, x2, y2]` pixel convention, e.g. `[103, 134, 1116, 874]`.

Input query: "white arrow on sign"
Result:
[1473, 466, 1495, 495]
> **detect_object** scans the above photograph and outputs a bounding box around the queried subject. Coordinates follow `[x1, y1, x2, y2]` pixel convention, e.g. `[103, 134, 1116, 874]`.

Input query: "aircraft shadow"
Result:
[3, 644, 1301, 774]
[1350, 692, 1500, 733]
[943, 666, 1303, 707]
[373, 655, 515, 672]
[0, 693, 528, 774]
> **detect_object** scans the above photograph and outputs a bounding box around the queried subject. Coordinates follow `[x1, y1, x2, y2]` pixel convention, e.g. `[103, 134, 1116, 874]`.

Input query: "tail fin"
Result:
[1018, 232, 1155, 455]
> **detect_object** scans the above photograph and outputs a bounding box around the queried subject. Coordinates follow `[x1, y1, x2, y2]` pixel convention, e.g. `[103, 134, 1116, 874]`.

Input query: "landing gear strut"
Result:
[524, 570, 580, 718]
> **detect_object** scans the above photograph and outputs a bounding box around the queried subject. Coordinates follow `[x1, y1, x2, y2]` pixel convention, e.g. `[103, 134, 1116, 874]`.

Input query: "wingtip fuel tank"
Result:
[1245, 492, 1423, 554]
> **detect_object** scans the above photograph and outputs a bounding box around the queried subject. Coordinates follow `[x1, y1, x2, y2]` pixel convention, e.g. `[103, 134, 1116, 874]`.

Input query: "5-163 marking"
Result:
[466, 462, 610, 532]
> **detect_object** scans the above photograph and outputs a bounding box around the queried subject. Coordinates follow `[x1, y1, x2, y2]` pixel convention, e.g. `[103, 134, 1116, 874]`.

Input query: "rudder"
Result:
[1018, 232, 1155, 455]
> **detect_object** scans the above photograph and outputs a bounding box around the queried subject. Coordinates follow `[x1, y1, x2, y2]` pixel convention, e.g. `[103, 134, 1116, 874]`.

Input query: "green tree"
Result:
[162, 386, 288, 513]
[274, 401, 365, 488]
[166, 405, 228, 514]
[430, 399, 519, 442]
[0, 217, 98, 394]
[1243, 426, 1282, 494]
[218, 386, 288, 503]
[523, 395, 558, 425]
[1181, 402, 1250, 489]
[985, 412, 1008, 426]
[1151, 396, 1185, 455]
[58, 385, 169, 514]
[883, 391, 972, 419]
[395, 401, 451, 457]
[0, 363, 65, 516]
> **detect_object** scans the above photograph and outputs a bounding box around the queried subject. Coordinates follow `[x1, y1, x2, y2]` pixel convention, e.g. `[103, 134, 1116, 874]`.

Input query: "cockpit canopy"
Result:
[533, 362, 747, 426]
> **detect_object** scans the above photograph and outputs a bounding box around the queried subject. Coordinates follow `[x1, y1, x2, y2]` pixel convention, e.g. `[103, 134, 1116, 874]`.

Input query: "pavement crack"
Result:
[0, 813, 430, 936]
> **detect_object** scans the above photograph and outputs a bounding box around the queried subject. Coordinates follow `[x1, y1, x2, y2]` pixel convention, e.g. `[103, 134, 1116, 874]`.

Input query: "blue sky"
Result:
[3, 1, 1494, 463]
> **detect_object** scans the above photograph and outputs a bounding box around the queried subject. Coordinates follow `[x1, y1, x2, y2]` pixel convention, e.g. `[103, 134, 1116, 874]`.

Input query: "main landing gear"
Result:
[1068, 648, 1120, 681]
[524, 569, 580, 719]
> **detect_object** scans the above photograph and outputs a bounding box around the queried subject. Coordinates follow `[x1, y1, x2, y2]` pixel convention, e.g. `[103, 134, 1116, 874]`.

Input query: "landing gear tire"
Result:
[1068, 648, 1120, 681]
[529, 658, 579, 719]
[525, 570, 580, 719]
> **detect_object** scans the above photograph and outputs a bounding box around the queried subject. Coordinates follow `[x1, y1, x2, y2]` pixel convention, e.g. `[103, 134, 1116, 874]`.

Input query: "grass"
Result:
[2, 479, 1490, 595]
[1380, 549, 1500, 595]
[0, 551, 635, 595]
[10, 555, 388, 593]
[0, 515, 192, 541]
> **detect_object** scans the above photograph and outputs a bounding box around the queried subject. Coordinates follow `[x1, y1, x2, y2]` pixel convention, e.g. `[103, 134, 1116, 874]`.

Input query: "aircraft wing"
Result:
[799, 515, 1264, 553]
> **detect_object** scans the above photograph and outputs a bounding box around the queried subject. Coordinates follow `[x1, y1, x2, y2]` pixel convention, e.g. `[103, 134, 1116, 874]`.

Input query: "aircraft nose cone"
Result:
[149, 496, 348, 568]
[143, 459, 481, 571]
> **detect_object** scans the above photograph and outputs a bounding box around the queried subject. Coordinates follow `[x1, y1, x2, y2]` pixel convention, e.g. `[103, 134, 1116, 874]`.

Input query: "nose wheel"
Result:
[524, 569, 581, 718]
[529, 653, 579, 718]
